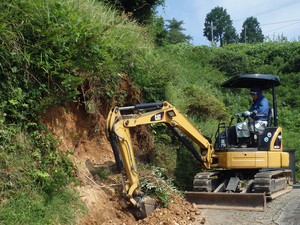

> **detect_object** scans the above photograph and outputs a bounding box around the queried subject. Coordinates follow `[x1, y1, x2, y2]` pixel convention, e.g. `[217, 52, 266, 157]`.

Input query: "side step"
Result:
[185, 191, 266, 211]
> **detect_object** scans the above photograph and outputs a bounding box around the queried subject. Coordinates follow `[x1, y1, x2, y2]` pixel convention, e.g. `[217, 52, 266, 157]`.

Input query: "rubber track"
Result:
[193, 169, 293, 199]
[253, 170, 293, 199]
[193, 171, 223, 192]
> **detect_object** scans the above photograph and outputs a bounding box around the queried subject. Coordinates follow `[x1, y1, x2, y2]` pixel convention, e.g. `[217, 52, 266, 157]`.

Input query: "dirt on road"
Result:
[197, 187, 300, 225]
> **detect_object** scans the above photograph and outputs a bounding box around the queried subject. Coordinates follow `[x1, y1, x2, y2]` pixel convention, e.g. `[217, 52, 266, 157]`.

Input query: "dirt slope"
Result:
[41, 102, 204, 224]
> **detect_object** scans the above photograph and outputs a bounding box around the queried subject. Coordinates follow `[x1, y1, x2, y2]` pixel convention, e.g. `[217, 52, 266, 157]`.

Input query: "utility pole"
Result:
[208, 21, 216, 46]
[244, 24, 247, 43]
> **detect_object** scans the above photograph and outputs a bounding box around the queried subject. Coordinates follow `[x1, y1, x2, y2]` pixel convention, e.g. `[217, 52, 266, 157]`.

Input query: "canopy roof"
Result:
[221, 74, 280, 90]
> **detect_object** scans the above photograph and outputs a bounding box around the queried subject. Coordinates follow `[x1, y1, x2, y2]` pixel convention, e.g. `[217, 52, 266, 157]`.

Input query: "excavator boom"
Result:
[106, 101, 215, 217]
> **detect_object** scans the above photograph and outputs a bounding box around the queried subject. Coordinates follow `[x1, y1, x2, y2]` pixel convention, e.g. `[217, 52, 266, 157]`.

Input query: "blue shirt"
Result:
[249, 94, 269, 121]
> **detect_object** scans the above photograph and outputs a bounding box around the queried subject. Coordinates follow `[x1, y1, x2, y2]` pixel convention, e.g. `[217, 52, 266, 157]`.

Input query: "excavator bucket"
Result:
[131, 196, 157, 220]
[134, 197, 157, 219]
[185, 191, 266, 211]
[142, 197, 157, 216]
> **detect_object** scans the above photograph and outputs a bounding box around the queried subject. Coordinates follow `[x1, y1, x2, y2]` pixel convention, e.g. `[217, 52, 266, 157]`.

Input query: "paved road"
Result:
[275, 189, 300, 225]
[196, 188, 300, 225]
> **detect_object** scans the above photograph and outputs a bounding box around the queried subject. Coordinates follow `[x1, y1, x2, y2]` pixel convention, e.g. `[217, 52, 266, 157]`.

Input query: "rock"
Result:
[200, 217, 206, 224]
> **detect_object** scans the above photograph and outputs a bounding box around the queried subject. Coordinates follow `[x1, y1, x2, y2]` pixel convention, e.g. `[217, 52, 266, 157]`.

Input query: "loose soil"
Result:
[41, 102, 205, 225]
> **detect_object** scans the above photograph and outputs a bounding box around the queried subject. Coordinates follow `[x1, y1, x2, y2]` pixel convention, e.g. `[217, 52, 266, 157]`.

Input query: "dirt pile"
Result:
[41, 102, 205, 224]
[138, 196, 203, 225]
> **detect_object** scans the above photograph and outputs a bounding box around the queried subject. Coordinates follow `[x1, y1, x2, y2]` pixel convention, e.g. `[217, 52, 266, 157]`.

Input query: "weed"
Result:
[140, 166, 180, 207]
[0, 188, 87, 225]
[95, 169, 109, 179]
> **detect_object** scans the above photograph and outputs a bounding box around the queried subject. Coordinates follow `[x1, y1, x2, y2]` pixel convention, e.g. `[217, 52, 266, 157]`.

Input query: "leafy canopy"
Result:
[99, 0, 165, 24]
[240, 17, 264, 43]
[204, 6, 237, 46]
[166, 18, 192, 44]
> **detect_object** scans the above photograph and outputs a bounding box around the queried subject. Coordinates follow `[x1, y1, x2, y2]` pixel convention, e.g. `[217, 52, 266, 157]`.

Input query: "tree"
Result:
[240, 17, 264, 43]
[148, 16, 168, 46]
[100, 0, 165, 24]
[166, 18, 192, 44]
[204, 6, 237, 46]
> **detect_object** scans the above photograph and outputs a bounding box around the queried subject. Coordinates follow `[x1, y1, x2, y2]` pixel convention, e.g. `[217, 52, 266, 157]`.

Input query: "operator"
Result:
[244, 87, 269, 121]
[235, 87, 269, 141]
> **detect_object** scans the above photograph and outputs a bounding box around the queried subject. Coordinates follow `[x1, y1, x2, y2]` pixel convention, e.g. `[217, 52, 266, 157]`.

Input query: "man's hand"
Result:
[243, 111, 251, 117]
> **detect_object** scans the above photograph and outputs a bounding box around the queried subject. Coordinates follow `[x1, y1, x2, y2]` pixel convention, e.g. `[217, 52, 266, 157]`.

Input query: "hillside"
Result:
[0, 0, 299, 224]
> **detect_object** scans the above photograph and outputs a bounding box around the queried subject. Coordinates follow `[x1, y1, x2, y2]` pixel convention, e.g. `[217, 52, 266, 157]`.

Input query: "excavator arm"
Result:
[106, 101, 215, 217]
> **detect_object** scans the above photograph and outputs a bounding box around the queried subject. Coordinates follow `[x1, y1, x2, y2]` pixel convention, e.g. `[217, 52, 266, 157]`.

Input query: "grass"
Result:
[0, 188, 86, 225]
[0, 124, 86, 224]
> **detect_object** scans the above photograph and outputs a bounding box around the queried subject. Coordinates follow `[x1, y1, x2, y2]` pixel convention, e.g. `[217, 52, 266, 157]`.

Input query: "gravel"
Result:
[196, 187, 300, 225]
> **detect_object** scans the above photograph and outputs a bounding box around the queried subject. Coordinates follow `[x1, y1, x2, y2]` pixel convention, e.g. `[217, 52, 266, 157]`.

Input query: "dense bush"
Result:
[0, 0, 172, 122]
[0, 122, 86, 223]
[208, 42, 300, 76]
[183, 85, 228, 120]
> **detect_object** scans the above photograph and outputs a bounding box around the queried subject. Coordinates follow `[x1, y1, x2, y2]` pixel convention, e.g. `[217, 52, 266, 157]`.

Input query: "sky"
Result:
[156, 0, 300, 46]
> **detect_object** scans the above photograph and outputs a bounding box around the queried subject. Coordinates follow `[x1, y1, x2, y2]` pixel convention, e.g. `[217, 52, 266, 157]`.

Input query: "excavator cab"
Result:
[215, 74, 283, 153]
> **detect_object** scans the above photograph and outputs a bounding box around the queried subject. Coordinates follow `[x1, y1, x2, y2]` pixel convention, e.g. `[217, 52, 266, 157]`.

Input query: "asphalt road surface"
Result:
[197, 187, 300, 225]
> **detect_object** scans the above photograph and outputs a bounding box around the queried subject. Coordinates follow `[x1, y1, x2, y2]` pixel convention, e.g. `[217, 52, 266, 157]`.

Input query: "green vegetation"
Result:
[240, 17, 264, 43]
[140, 166, 180, 207]
[0, 123, 86, 224]
[164, 19, 192, 44]
[99, 0, 165, 24]
[203, 7, 264, 46]
[0, 0, 300, 223]
[204, 6, 237, 46]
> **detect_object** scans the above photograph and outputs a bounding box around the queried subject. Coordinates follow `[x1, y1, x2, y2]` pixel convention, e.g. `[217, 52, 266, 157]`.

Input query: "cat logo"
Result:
[154, 114, 161, 120]
[151, 112, 164, 121]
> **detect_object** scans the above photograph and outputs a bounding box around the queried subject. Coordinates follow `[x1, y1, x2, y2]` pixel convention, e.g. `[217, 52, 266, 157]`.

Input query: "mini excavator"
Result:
[106, 74, 293, 218]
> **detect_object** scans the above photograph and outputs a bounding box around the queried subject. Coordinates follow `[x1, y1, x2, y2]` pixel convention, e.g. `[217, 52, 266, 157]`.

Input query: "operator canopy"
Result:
[221, 74, 280, 90]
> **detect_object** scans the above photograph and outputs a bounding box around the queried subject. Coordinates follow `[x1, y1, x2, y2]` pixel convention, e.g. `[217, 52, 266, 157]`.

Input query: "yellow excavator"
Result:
[106, 74, 293, 218]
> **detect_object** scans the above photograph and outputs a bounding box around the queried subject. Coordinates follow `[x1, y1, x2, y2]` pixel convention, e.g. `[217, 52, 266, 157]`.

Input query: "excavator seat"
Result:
[215, 108, 273, 150]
